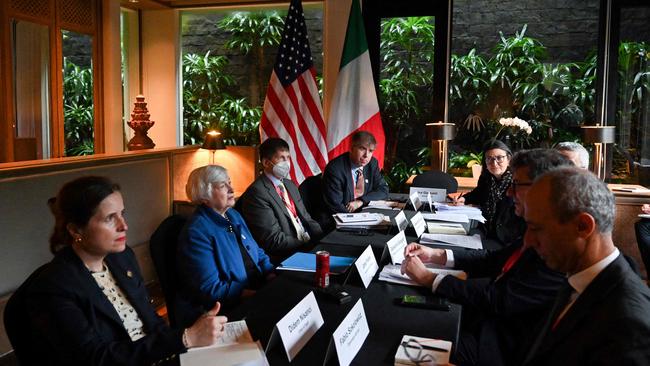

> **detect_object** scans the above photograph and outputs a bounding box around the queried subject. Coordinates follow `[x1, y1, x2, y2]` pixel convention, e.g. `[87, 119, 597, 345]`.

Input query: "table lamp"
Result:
[581, 124, 615, 180]
[426, 122, 456, 172]
[201, 130, 226, 164]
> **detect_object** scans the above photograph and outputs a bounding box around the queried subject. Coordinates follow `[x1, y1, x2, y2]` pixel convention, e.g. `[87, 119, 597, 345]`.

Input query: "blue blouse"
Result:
[177, 205, 274, 310]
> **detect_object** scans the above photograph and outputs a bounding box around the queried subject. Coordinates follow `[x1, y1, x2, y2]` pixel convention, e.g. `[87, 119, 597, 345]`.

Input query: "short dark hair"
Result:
[351, 131, 377, 147]
[49, 176, 121, 254]
[259, 138, 290, 161]
[510, 148, 572, 180]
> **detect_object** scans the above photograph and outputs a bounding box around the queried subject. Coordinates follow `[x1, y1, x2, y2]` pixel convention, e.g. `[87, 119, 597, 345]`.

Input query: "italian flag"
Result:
[326, 0, 385, 168]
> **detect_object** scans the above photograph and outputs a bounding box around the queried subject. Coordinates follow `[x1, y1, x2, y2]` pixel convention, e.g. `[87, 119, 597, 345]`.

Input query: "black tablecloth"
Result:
[227, 244, 461, 365]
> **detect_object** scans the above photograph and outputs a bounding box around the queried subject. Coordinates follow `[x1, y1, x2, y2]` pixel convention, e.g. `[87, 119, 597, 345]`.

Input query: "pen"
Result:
[401, 341, 448, 353]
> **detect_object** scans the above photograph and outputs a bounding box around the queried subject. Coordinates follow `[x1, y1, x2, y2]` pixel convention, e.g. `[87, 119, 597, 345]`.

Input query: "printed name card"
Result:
[409, 192, 423, 211]
[355, 245, 379, 288]
[427, 192, 434, 213]
[394, 210, 408, 232]
[330, 299, 370, 366]
[271, 291, 324, 361]
[386, 231, 407, 264]
[409, 187, 447, 203]
[411, 212, 427, 238]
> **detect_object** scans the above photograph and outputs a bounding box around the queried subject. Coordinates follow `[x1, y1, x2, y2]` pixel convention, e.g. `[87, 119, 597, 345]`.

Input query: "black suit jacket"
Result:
[436, 242, 566, 366]
[522, 254, 650, 366]
[239, 175, 323, 262]
[19, 246, 184, 366]
[322, 152, 389, 213]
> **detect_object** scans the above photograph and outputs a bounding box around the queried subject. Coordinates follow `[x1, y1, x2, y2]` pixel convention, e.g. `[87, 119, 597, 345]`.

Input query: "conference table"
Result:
[224, 202, 496, 365]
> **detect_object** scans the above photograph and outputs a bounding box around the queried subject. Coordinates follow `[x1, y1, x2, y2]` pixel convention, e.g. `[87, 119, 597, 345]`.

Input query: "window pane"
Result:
[180, 4, 323, 146]
[613, 6, 650, 184]
[379, 16, 435, 174]
[62, 30, 94, 156]
[449, 1, 599, 176]
[12, 19, 50, 161]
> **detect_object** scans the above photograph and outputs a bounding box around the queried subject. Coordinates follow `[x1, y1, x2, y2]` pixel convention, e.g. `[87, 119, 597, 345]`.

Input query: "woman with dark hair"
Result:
[455, 140, 525, 244]
[9, 176, 226, 366]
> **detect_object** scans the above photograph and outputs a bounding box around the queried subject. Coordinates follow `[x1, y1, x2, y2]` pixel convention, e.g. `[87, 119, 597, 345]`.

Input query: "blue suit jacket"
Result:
[177, 205, 274, 311]
[322, 152, 389, 213]
[16, 246, 184, 366]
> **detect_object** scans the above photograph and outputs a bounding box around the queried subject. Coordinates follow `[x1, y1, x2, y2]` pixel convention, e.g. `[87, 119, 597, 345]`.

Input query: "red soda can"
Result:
[315, 251, 330, 288]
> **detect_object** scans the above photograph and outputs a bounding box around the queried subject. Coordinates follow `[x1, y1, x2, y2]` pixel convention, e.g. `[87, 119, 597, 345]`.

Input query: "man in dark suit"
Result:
[322, 131, 388, 213]
[401, 149, 571, 366]
[239, 138, 322, 264]
[520, 167, 650, 365]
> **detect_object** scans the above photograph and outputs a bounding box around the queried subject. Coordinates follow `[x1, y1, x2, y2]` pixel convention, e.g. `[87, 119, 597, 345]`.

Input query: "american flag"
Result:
[259, 0, 328, 184]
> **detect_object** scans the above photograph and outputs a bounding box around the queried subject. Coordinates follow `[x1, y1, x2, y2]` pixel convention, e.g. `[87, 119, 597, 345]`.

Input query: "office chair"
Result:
[150, 214, 200, 328]
[412, 170, 459, 193]
[635, 219, 650, 280]
[299, 173, 334, 232]
[4, 264, 49, 364]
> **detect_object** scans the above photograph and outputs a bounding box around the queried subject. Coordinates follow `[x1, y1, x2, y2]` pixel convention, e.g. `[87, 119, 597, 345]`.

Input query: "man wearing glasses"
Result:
[401, 149, 571, 366]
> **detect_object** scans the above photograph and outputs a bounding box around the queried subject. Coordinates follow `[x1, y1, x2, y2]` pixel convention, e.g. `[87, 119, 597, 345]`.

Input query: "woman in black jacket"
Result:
[8, 176, 226, 366]
[455, 140, 525, 245]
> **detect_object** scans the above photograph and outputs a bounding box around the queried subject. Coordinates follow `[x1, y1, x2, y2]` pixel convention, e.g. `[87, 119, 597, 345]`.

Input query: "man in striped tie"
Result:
[322, 131, 389, 213]
[239, 138, 323, 265]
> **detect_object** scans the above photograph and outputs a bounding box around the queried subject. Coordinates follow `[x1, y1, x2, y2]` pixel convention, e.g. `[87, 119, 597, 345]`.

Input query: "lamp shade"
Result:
[426, 122, 456, 141]
[202, 130, 226, 150]
[581, 125, 615, 144]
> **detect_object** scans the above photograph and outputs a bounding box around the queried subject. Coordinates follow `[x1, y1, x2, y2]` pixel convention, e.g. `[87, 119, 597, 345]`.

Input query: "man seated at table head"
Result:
[401, 149, 571, 366]
[239, 137, 323, 264]
[555, 141, 589, 169]
[520, 167, 650, 365]
[322, 131, 389, 213]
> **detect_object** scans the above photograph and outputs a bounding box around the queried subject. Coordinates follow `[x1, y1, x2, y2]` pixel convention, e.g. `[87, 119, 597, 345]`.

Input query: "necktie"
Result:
[277, 183, 310, 242]
[354, 168, 365, 199]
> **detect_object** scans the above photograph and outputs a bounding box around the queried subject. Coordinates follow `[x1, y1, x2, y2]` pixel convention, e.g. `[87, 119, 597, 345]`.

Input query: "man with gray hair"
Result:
[555, 141, 589, 169]
[521, 167, 650, 365]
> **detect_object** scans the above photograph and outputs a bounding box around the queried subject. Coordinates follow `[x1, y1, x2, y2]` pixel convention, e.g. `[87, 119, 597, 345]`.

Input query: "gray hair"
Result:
[541, 167, 615, 233]
[555, 142, 589, 169]
[185, 165, 229, 204]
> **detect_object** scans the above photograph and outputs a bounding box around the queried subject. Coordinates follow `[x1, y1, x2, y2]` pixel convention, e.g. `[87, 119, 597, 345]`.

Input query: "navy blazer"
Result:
[437, 241, 566, 366]
[177, 205, 274, 312]
[239, 175, 322, 262]
[522, 254, 650, 366]
[18, 246, 184, 366]
[322, 152, 389, 213]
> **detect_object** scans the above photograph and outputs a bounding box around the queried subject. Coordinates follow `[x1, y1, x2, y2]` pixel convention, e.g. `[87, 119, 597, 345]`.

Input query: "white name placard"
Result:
[409, 191, 423, 211]
[355, 245, 379, 288]
[332, 299, 370, 366]
[386, 231, 407, 264]
[427, 192, 434, 213]
[410, 187, 447, 203]
[411, 211, 427, 238]
[274, 291, 324, 361]
[394, 210, 408, 232]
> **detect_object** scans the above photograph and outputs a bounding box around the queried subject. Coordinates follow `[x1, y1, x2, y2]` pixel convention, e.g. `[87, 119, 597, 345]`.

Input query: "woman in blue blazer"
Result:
[177, 165, 275, 318]
[7, 176, 227, 366]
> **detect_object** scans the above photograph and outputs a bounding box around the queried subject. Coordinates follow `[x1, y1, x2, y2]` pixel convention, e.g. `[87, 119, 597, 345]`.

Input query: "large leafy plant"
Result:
[63, 59, 94, 156]
[182, 51, 261, 146]
[379, 16, 435, 170]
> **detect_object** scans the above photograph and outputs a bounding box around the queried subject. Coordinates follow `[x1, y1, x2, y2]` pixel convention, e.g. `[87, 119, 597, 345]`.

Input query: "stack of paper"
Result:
[421, 212, 469, 223]
[394, 335, 452, 366]
[277, 252, 355, 274]
[378, 264, 467, 287]
[333, 212, 391, 228]
[366, 200, 407, 210]
[181, 320, 269, 366]
[433, 203, 486, 223]
[426, 222, 467, 235]
[420, 233, 483, 250]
